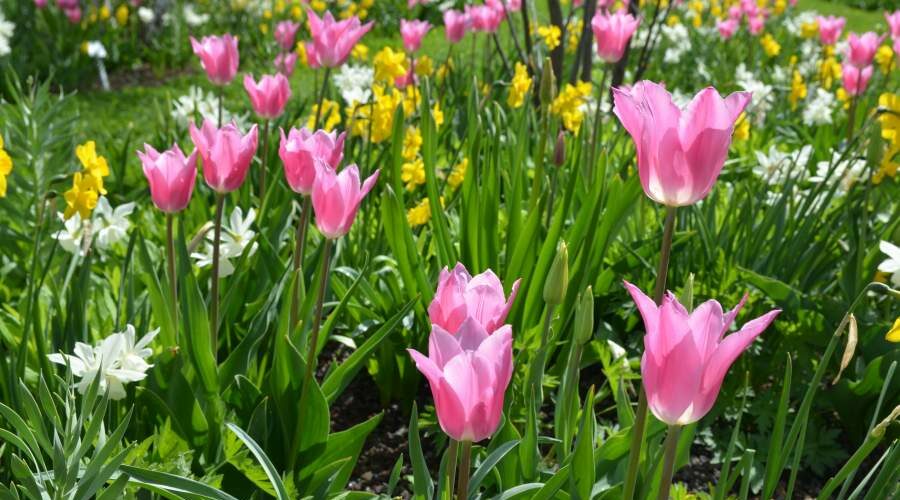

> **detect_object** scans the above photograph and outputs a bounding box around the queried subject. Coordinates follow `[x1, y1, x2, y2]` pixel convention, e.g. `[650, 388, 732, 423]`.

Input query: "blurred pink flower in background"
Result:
[190, 34, 240, 85]
[274, 21, 301, 51]
[400, 19, 431, 53]
[845, 32, 885, 68]
[306, 10, 373, 68]
[34, 0, 48, 9]
[274, 52, 298, 77]
[189, 120, 258, 193]
[886, 10, 900, 39]
[137, 144, 198, 213]
[591, 9, 640, 63]
[243, 73, 291, 120]
[748, 15, 765, 35]
[444, 9, 469, 43]
[841, 64, 873, 96]
[311, 163, 379, 239]
[279, 128, 346, 195]
[467, 5, 503, 33]
[817, 15, 846, 45]
[716, 18, 739, 39]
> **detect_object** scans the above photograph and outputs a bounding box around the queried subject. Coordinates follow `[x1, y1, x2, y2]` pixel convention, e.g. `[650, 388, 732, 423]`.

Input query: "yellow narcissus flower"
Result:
[373, 47, 407, 83]
[403, 127, 422, 161]
[64, 172, 101, 220]
[733, 112, 750, 141]
[437, 58, 454, 81]
[76, 141, 109, 194]
[879, 93, 900, 146]
[507, 62, 532, 109]
[99, 5, 110, 20]
[818, 57, 842, 90]
[537, 25, 561, 51]
[401, 86, 420, 116]
[800, 20, 819, 38]
[875, 45, 894, 75]
[760, 34, 781, 57]
[296, 42, 308, 66]
[773, 0, 786, 14]
[789, 70, 807, 111]
[567, 19, 582, 54]
[291, 5, 303, 19]
[407, 197, 432, 226]
[886, 317, 900, 342]
[259, 23, 269, 34]
[115, 4, 129, 26]
[550, 82, 592, 133]
[401, 158, 425, 190]
[352, 44, 369, 61]
[414, 55, 434, 77]
[311, 0, 326, 12]
[306, 99, 342, 131]
[0, 135, 12, 198]
[432, 102, 444, 127]
[447, 158, 468, 189]
[836, 87, 850, 110]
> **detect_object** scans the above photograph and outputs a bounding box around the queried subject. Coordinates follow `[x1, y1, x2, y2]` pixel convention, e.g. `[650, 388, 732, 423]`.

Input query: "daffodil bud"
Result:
[553, 130, 566, 167]
[866, 122, 884, 166]
[574, 286, 594, 345]
[543, 241, 568, 305]
[539, 57, 556, 114]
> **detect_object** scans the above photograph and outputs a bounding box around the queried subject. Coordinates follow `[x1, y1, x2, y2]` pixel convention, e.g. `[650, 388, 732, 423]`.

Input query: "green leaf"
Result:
[570, 386, 596, 500]
[467, 440, 519, 497]
[227, 422, 290, 500]
[121, 464, 240, 500]
[409, 404, 434, 499]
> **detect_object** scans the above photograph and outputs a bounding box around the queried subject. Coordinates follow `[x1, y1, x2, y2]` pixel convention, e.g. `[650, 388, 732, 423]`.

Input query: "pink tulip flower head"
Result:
[305, 42, 322, 69]
[408, 319, 513, 442]
[467, 5, 503, 33]
[612, 81, 751, 207]
[34, 0, 48, 9]
[311, 163, 379, 239]
[442, 9, 470, 43]
[57, 0, 78, 8]
[189, 120, 259, 194]
[190, 34, 240, 86]
[727, 5, 741, 20]
[817, 15, 845, 45]
[886, 10, 900, 39]
[845, 32, 886, 68]
[279, 128, 346, 195]
[841, 64, 873, 97]
[444, 9, 469, 43]
[487, 0, 522, 14]
[716, 18, 739, 39]
[401, 19, 431, 53]
[274, 20, 301, 51]
[591, 9, 640, 63]
[137, 143, 198, 213]
[274, 52, 298, 77]
[64, 6, 81, 23]
[243, 73, 291, 120]
[428, 263, 521, 336]
[306, 10, 373, 68]
[624, 281, 780, 426]
[395, 67, 418, 89]
[748, 15, 765, 36]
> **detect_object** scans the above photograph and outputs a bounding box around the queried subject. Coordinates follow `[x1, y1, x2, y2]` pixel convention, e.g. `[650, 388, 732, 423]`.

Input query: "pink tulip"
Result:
[612, 81, 751, 207]
[189, 120, 258, 194]
[428, 262, 521, 336]
[274, 20, 301, 51]
[311, 163, 379, 239]
[728, 5, 741, 20]
[306, 42, 321, 69]
[34, 0, 48, 9]
[591, 9, 640, 63]
[137, 144, 198, 213]
[408, 319, 513, 442]
[887, 10, 900, 39]
[400, 19, 431, 53]
[467, 5, 503, 33]
[841, 64, 873, 97]
[817, 15, 845, 45]
[716, 18, 739, 39]
[748, 15, 764, 35]
[845, 32, 885, 68]
[487, 0, 521, 14]
[394, 67, 417, 89]
[57, 0, 78, 8]
[306, 10, 373, 68]
[279, 128, 346, 195]
[624, 281, 780, 426]
[444, 9, 469, 43]
[275, 52, 298, 77]
[190, 34, 240, 86]
[243, 73, 291, 120]
[64, 6, 81, 23]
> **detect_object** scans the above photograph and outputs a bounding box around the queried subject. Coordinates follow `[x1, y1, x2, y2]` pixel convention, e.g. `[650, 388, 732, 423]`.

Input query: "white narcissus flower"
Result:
[0, 11, 14, 57]
[137, 7, 155, 24]
[53, 212, 88, 256]
[93, 197, 135, 250]
[191, 207, 258, 277]
[811, 151, 867, 194]
[48, 325, 158, 400]
[803, 87, 836, 126]
[879, 241, 900, 288]
[333, 65, 374, 106]
[86, 41, 108, 59]
[753, 145, 813, 185]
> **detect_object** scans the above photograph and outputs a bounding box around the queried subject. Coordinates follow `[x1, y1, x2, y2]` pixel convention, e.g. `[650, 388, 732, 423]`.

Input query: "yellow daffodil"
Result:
[879, 93, 900, 146]
[789, 70, 807, 111]
[760, 34, 781, 58]
[551, 82, 592, 133]
[373, 47, 408, 83]
[886, 317, 900, 342]
[818, 57, 842, 90]
[432, 102, 444, 128]
[734, 112, 750, 141]
[401, 158, 425, 190]
[306, 99, 342, 131]
[64, 172, 101, 220]
[0, 135, 12, 198]
[800, 20, 819, 38]
[352, 44, 369, 61]
[508, 62, 532, 109]
[875, 45, 894, 75]
[537, 25, 561, 51]
[414, 55, 434, 77]
[447, 158, 468, 189]
[403, 127, 422, 161]
[115, 4, 129, 26]
[99, 5, 110, 20]
[75, 141, 109, 194]
[407, 198, 432, 226]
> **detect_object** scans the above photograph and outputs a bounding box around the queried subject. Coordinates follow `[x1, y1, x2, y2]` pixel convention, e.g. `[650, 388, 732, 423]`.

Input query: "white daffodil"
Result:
[137, 7, 155, 24]
[93, 197, 135, 250]
[803, 87, 836, 126]
[811, 151, 867, 194]
[48, 325, 158, 400]
[753, 145, 813, 185]
[878, 241, 900, 288]
[192, 207, 258, 277]
[334, 65, 374, 106]
[53, 212, 88, 256]
[86, 40, 108, 59]
[0, 11, 14, 57]
[183, 4, 210, 27]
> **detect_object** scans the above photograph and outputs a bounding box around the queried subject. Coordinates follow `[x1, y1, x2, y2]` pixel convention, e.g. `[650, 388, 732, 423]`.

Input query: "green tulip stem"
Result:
[166, 213, 177, 343]
[210, 193, 225, 363]
[657, 425, 682, 500]
[456, 440, 473, 500]
[290, 196, 311, 331]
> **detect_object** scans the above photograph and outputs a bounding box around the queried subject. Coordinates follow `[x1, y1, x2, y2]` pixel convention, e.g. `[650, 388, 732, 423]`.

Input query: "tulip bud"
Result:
[574, 286, 594, 345]
[553, 130, 566, 167]
[543, 241, 568, 305]
[539, 57, 556, 114]
[866, 123, 884, 166]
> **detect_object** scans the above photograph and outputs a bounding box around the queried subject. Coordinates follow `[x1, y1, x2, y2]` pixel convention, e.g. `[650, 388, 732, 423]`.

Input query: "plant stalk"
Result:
[313, 67, 332, 130]
[210, 193, 226, 362]
[657, 425, 682, 500]
[166, 213, 178, 342]
[447, 440, 460, 500]
[259, 120, 270, 202]
[217, 86, 224, 127]
[304, 237, 333, 388]
[456, 440, 473, 500]
[290, 196, 312, 331]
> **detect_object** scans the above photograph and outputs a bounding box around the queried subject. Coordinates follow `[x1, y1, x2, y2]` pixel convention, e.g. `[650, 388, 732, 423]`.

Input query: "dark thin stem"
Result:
[303, 237, 333, 388]
[520, 0, 534, 64]
[217, 86, 224, 127]
[313, 67, 332, 130]
[657, 425, 682, 500]
[587, 65, 610, 183]
[166, 213, 177, 343]
[847, 71, 860, 142]
[456, 441, 473, 500]
[500, 0, 526, 63]
[623, 205, 678, 500]
[447, 440, 460, 500]
[491, 33, 513, 77]
[259, 120, 270, 201]
[210, 193, 225, 362]
[289, 196, 312, 331]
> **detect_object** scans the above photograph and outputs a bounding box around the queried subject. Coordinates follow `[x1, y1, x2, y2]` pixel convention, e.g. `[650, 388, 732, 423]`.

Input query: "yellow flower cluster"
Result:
[537, 25, 561, 51]
[800, 19, 819, 38]
[507, 62, 532, 109]
[733, 112, 750, 141]
[64, 141, 110, 219]
[407, 197, 432, 226]
[886, 317, 900, 343]
[335, 0, 374, 21]
[873, 93, 900, 184]
[348, 85, 405, 143]
[447, 158, 468, 190]
[817, 56, 842, 90]
[550, 82, 592, 133]
[352, 44, 370, 62]
[415, 55, 434, 77]
[403, 127, 422, 161]
[760, 34, 781, 58]
[402, 159, 425, 191]
[789, 70, 806, 111]
[0, 134, 12, 198]
[567, 20, 583, 54]
[374, 47, 408, 83]
[432, 102, 444, 127]
[115, 4, 129, 26]
[307, 99, 342, 131]
[875, 45, 895, 75]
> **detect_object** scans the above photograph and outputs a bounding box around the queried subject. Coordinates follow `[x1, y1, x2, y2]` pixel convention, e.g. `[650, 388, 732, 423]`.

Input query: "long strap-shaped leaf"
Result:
[120, 465, 240, 500]
[226, 422, 290, 500]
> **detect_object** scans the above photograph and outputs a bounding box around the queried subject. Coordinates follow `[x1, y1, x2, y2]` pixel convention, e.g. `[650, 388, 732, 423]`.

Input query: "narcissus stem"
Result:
[623, 206, 677, 500]
[657, 425, 682, 500]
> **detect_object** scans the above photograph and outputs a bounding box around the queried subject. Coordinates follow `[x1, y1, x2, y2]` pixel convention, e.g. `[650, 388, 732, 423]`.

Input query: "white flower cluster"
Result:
[802, 87, 836, 126]
[736, 64, 774, 125]
[753, 144, 813, 185]
[661, 23, 691, 64]
[54, 197, 135, 256]
[0, 9, 15, 57]
[334, 65, 374, 106]
[192, 207, 259, 277]
[48, 325, 158, 400]
[810, 151, 868, 194]
[879, 241, 900, 287]
[171, 86, 250, 128]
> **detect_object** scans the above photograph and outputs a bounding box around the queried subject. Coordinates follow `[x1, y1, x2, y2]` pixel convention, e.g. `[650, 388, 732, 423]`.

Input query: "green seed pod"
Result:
[543, 241, 568, 305]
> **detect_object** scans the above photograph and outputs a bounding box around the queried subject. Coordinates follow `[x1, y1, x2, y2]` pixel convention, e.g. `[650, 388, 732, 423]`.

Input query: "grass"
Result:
[797, 0, 888, 32]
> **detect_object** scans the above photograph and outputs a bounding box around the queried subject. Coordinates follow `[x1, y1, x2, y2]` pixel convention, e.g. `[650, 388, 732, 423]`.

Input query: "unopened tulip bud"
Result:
[554, 130, 566, 166]
[543, 241, 568, 305]
[574, 286, 594, 345]
[540, 57, 556, 114]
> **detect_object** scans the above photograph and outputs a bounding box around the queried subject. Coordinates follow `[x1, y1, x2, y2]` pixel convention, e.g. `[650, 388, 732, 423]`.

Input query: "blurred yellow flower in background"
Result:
[407, 198, 432, 226]
[432, 102, 444, 127]
[306, 99, 342, 131]
[818, 57, 841, 90]
[415, 55, 434, 77]
[886, 317, 900, 342]
[789, 70, 806, 111]
[800, 20, 819, 38]
[352, 44, 369, 61]
[551, 82, 592, 133]
[115, 4, 129, 26]
[0, 134, 12, 198]
[403, 127, 422, 161]
[373, 47, 407, 83]
[538, 25, 561, 51]
[447, 158, 468, 190]
[733, 112, 750, 141]
[875, 45, 894, 74]
[401, 158, 425, 190]
[760, 34, 781, 57]
[507, 62, 532, 109]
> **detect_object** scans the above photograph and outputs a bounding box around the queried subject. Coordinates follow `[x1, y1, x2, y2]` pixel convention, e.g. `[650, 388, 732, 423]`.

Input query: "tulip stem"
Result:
[166, 213, 178, 342]
[259, 120, 270, 202]
[657, 425, 681, 500]
[587, 65, 610, 184]
[847, 84, 859, 142]
[446, 440, 459, 500]
[217, 86, 224, 128]
[623, 205, 678, 500]
[456, 440, 473, 500]
[290, 196, 312, 332]
[304, 237, 333, 389]
[210, 193, 225, 362]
